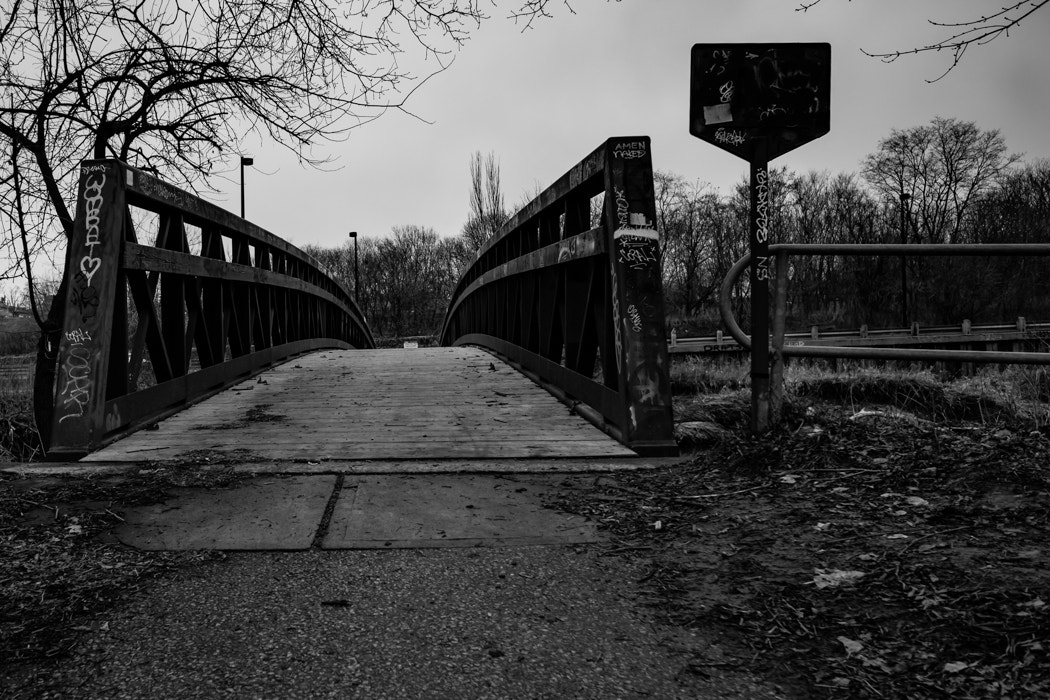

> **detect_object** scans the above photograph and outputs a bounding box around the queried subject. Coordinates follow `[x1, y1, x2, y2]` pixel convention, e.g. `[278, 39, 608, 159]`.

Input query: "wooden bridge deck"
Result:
[83, 347, 636, 463]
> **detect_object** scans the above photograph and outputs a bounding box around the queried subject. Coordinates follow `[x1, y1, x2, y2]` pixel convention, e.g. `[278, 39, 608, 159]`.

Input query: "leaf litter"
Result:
[0, 456, 247, 669]
[551, 405, 1050, 698]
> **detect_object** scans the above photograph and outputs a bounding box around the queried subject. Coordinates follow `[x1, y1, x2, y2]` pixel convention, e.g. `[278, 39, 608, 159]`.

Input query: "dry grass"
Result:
[671, 356, 1050, 432]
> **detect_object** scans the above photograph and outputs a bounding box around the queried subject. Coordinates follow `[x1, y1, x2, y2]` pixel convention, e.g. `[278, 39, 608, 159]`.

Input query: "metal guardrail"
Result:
[440, 137, 676, 456]
[44, 159, 373, 458]
[719, 244, 1050, 366]
[671, 319, 1050, 355]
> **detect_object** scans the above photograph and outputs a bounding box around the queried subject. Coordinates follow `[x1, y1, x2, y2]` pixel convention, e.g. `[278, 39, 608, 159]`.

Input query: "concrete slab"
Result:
[322, 474, 600, 549]
[111, 476, 336, 551]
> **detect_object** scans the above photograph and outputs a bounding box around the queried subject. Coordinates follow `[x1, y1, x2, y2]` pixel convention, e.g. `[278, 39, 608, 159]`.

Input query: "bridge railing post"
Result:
[600, 139, 675, 454]
[49, 161, 127, 453]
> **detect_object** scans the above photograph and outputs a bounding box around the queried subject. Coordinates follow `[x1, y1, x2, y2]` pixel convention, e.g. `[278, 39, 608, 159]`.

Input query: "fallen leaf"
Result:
[779, 474, 799, 484]
[838, 636, 863, 655]
[905, 496, 930, 507]
[811, 569, 865, 589]
[944, 661, 969, 673]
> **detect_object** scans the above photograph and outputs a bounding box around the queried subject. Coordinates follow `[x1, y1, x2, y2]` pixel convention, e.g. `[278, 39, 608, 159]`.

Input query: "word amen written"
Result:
[80, 171, 107, 285]
[613, 141, 646, 159]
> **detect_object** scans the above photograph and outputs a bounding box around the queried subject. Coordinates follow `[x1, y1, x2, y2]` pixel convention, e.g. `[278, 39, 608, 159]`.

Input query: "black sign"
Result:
[690, 43, 831, 162]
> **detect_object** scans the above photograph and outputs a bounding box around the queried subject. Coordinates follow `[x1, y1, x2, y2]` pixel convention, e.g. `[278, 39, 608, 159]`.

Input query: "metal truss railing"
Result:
[45, 159, 373, 458]
[441, 137, 676, 456]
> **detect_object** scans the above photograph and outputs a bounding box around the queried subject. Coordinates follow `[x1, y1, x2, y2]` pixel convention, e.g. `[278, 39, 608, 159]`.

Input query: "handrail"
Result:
[441, 137, 676, 456]
[45, 159, 374, 458]
[719, 243, 1050, 365]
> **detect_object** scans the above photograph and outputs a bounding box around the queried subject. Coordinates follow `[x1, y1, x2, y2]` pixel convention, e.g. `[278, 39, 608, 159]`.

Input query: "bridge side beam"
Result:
[601, 139, 675, 454]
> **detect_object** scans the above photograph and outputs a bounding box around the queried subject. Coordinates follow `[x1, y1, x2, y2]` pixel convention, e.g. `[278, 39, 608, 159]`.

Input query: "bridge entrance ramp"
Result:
[83, 347, 635, 464]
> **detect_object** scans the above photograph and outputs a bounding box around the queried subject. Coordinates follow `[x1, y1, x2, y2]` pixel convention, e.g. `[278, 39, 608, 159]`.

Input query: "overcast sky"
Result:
[222, 0, 1050, 252]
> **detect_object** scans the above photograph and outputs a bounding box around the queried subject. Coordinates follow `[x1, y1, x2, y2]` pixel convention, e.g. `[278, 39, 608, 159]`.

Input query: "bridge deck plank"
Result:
[84, 347, 636, 462]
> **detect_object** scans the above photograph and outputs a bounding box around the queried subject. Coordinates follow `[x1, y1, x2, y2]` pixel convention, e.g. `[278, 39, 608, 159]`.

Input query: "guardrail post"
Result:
[602, 138, 675, 454]
[48, 161, 126, 456]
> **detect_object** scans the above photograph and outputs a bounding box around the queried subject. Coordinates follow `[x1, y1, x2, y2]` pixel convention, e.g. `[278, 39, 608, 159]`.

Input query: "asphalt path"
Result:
[4, 547, 786, 699]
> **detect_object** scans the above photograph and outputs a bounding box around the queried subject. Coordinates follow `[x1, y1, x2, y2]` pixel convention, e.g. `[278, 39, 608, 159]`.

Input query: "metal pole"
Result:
[769, 250, 789, 423]
[900, 192, 910, 328]
[240, 156, 254, 219]
[749, 143, 771, 434]
[348, 231, 358, 302]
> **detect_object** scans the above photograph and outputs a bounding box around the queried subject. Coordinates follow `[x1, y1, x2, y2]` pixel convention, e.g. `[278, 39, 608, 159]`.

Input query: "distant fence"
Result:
[44, 159, 373, 458]
[671, 318, 1050, 357]
[441, 137, 675, 456]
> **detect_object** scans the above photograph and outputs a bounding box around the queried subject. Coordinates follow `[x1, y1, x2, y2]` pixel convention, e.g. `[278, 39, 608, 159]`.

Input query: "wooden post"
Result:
[749, 145, 771, 434]
[49, 161, 127, 456]
[602, 137, 676, 456]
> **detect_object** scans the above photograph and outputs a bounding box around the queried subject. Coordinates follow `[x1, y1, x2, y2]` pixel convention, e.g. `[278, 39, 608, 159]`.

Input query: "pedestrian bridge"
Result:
[41, 137, 677, 463]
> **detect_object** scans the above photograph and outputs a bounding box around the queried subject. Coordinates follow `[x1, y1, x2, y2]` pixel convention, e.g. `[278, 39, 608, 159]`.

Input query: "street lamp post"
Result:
[899, 192, 910, 328]
[240, 156, 254, 219]
[348, 231, 359, 302]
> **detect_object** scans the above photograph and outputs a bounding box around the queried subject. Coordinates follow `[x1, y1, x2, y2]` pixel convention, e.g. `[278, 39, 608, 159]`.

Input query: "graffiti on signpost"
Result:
[690, 43, 831, 433]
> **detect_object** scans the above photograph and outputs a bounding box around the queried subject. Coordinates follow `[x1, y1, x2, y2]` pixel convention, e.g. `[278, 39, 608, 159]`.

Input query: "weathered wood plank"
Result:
[83, 347, 635, 462]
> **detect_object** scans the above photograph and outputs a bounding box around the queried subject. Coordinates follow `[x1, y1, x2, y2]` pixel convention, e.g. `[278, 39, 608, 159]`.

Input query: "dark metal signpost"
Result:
[690, 43, 831, 433]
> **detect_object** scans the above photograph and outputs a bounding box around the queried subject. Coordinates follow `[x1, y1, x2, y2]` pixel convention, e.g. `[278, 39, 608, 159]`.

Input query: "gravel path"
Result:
[5, 546, 785, 699]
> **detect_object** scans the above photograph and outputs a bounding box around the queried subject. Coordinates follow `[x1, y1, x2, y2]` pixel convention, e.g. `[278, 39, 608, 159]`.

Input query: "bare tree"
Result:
[460, 150, 507, 254]
[862, 117, 1019, 245]
[796, 0, 1048, 80]
[0, 0, 577, 436]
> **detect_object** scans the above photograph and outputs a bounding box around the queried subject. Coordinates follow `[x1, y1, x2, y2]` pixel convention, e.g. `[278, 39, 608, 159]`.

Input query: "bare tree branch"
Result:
[797, 0, 1047, 81]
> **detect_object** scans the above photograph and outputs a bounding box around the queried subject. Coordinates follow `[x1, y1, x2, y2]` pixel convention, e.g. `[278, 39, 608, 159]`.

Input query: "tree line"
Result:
[660, 117, 1050, 333]
[305, 117, 1050, 339]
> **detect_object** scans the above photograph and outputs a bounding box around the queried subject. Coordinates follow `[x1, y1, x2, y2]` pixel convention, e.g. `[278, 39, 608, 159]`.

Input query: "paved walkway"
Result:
[3, 471, 786, 700]
[101, 474, 602, 551]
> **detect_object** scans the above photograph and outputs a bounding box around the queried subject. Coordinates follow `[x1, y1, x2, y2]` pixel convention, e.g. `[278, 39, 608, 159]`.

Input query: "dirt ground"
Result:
[551, 404, 1050, 698]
